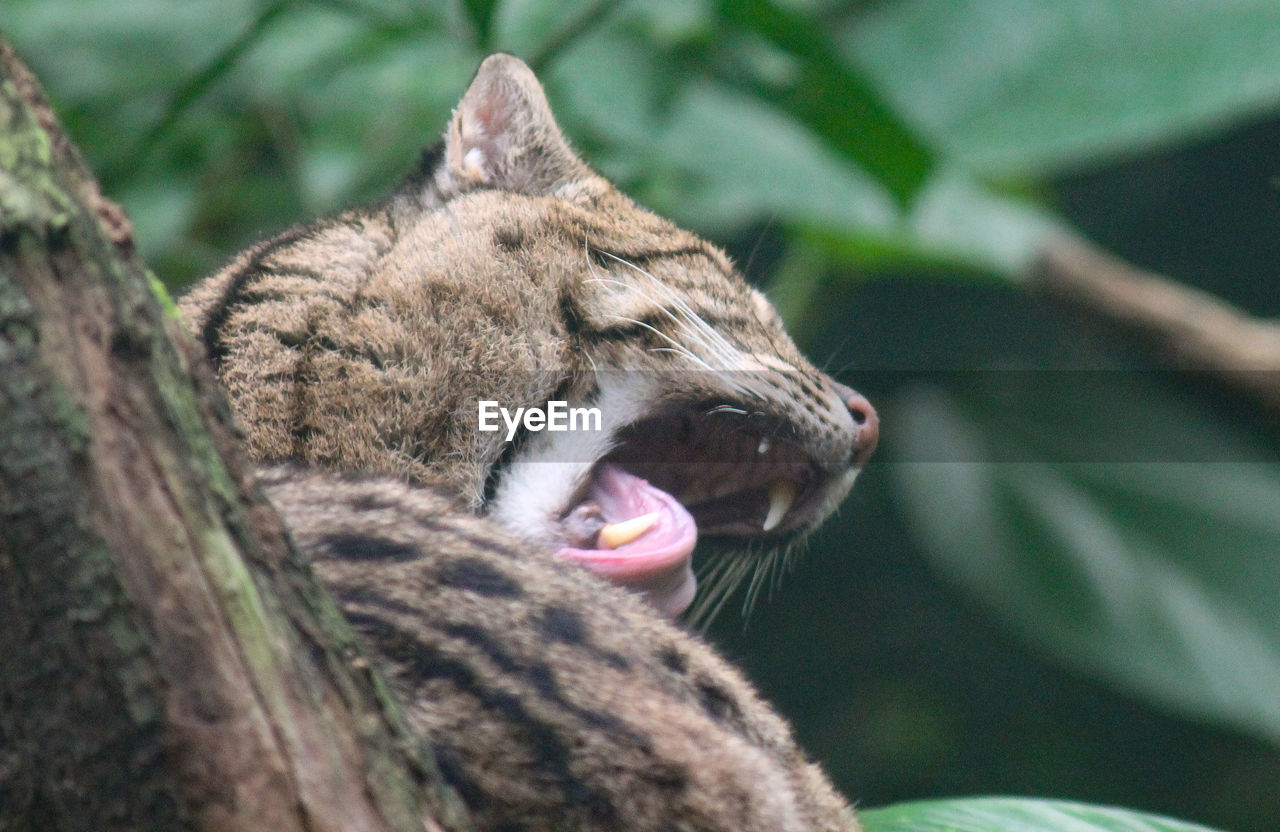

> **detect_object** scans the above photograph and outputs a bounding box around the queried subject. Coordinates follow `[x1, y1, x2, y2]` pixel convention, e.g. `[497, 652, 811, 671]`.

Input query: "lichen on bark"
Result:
[0, 37, 468, 832]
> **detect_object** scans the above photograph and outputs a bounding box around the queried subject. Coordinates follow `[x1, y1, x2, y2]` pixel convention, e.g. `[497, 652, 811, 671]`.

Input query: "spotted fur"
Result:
[182, 55, 867, 832]
[264, 468, 857, 832]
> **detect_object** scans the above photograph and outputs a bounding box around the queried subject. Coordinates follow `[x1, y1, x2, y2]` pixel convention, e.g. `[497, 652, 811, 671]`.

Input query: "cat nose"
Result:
[831, 381, 878, 466]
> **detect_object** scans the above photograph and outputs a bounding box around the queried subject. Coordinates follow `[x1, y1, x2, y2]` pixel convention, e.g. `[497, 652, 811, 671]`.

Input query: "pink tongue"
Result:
[555, 464, 698, 617]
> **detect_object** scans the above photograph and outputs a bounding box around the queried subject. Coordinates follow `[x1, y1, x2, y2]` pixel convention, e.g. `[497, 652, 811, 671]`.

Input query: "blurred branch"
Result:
[1032, 238, 1280, 413]
[117, 0, 292, 182]
[460, 0, 499, 51]
[525, 0, 622, 75]
[718, 0, 935, 204]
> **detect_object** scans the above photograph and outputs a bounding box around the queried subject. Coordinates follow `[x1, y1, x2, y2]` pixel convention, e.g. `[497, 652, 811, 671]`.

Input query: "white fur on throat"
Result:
[487, 373, 657, 548]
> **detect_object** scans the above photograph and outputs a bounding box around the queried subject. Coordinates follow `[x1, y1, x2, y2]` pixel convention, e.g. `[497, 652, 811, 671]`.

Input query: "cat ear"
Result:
[436, 54, 590, 196]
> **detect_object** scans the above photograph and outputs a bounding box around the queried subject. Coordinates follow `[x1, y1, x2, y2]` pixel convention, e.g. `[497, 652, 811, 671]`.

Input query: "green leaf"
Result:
[640, 79, 901, 234]
[902, 172, 1068, 276]
[766, 172, 1070, 327]
[547, 29, 901, 237]
[462, 0, 500, 48]
[888, 379, 1280, 743]
[719, 0, 935, 203]
[844, 0, 1280, 174]
[491, 0, 621, 70]
[861, 797, 1230, 832]
[792, 170, 1070, 278]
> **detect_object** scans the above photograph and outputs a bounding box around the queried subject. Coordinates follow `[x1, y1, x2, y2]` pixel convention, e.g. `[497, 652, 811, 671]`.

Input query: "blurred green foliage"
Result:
[861, 797, 1231, 832]
[8, 2, 1280, 830]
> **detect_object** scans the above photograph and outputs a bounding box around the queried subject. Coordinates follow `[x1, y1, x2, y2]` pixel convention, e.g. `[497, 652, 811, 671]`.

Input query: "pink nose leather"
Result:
[832, 382, 878, 466]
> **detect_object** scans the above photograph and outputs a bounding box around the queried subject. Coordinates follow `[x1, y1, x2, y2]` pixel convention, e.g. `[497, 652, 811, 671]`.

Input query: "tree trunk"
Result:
[0, 39, 470, 832]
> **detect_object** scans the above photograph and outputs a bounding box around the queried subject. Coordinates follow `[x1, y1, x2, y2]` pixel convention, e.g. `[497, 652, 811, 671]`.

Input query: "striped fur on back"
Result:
[265, 467, 857, 832]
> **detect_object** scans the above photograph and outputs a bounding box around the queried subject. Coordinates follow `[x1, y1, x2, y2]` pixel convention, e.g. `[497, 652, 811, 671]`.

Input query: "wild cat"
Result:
[182, 53, 877, 832]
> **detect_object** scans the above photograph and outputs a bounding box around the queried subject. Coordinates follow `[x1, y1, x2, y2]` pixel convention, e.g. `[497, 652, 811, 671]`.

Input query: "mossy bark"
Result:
[0, 39, 470, 832]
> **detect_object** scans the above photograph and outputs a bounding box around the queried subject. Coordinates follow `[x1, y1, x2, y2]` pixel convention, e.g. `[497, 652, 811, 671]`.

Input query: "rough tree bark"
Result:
[0, 39, 470, 832]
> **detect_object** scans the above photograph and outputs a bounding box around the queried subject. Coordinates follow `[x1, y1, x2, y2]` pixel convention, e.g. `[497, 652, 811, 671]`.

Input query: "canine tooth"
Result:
[762, 479, 797, 532]
[757, 437, 771, 455]
[598, 512, 660, 549]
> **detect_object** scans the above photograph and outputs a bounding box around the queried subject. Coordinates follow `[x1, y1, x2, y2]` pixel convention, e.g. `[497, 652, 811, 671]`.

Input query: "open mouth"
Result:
[553, 407, 830, 617]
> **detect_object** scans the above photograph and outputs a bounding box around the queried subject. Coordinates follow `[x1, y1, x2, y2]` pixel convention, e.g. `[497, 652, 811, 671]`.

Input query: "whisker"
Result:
[587, 269, 755, 398]
[742, 548, 773, 617]
[598, 252, 755, 388]
[740, 215, 779, 283]
[689, 554, 753, 631]
[604, 313, 717, 373]
[819, 335, 853, 374]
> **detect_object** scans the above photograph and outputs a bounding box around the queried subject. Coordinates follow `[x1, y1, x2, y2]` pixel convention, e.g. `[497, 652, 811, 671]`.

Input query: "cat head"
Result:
[410, 55, 877, 619]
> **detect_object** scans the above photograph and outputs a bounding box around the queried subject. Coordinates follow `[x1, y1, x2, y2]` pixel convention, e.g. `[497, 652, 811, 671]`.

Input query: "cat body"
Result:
[265, 467, 857, 831]
[182, 54, 875, 832]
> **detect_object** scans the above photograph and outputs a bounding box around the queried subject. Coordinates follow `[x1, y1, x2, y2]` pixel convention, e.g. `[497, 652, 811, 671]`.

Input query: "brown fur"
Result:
[180, 57, 861, 514]
[266, 467, 857, 832]
[183, 55, 866, 831]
